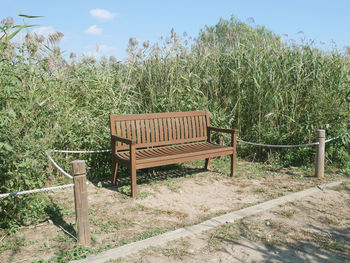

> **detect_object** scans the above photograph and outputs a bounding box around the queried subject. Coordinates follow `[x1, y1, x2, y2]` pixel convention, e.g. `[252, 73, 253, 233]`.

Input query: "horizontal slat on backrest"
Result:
[111, 111, 208, 121]
[110, 111, 209, 150]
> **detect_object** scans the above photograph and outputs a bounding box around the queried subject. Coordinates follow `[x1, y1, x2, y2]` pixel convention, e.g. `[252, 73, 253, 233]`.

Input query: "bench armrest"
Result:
[207, 126, 238, 147]
[207, 126, 238, 134]
[111, 135, 136, 145]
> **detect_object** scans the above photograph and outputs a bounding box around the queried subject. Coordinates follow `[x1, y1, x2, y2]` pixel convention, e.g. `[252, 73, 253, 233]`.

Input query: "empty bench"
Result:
[110, 110, 237, 197]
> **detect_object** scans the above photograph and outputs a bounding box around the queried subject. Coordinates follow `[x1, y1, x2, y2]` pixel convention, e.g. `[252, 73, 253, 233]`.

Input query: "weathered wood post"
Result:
[315, 130, 325, 179]
[348, 123, 350, 153]
[71, 160, 91, 246]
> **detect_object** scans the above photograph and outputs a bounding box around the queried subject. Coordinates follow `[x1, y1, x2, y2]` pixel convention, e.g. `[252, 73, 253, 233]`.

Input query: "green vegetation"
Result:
[1, 14, 350, 229]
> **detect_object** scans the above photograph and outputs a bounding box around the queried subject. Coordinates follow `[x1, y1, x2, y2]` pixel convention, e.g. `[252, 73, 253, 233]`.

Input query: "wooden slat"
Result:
[131, 120, 136, 141]
[136, 150, 232, 169]
[120, 121, 126, 146]
[149, 118, 155, 143]
[205, 111, 210, 127]
[171, 118, 177, 140]
[115, 121, 120, 136]
[145, 119, 150, 143]
[175, 117, 181, 140]
[115, 121, 121, 146]
[202, 115, 206, 137]
[190, 116, 195, 138]
[183, 117, 189, 139]
[199, 115, 204, 137]
[141, 119, 146, 144]
[110, 110, 208, 121]
[115, 142, 231, 162]
[120, 121, 125, 137]
[110, 118, 116, 135]
[162, 118, 168, 141]
[126, 120, 132, 139]
[159, 118, 164, 142]
[200, 116, 204, 137]
[179, 117, 185, 139]
[195, 116, 200, 138]
[202, 115, 207, 137]
[129, 136, 207, 149]
[167, 118, 172, 141]
[154, 118, 159, 143]
[135, 120, 141, 144]
[203, 115, 208, 137]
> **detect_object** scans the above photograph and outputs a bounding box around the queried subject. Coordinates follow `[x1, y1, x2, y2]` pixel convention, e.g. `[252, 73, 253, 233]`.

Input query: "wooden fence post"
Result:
[348, 123, 350, 154]
[315, 130, 325, 179]
[71, 160, 91, 246]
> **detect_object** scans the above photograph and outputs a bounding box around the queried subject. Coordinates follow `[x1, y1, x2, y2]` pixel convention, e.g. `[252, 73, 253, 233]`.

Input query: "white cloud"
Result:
[11, 32, 26, 42]
[11, 26, 58, 43]
[33, 26, 56, 37]
[83, 51, 99, 58]
[82, 44, 117, 59]
[90, 9, 118, 20]
[85, 25, 102, 35]
[98, 44, 115, 52]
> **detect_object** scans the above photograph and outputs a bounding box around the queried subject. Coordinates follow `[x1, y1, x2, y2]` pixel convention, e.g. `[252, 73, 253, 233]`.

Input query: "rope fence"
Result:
[0, 149, 110, 199]
[46, 150, 73, 179]
[0, 131, 348, 199]
[237, 133, 347, 148]
[50, 149, 111, 154]
[0, 184, 74, 199]
[237, 139, 319, 148]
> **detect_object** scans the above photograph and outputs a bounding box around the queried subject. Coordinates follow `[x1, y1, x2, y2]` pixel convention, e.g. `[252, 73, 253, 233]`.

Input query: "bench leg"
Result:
[230, 153, 236, 177]
[231, 130, 237, 177]
[204, 158, 210, 170]
[131, 166, 137, 198]
[111, 156, 118, 186]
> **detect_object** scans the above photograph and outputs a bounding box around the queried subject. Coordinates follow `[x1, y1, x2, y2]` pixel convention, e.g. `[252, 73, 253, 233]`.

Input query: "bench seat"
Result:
[115, 142, 234, 169]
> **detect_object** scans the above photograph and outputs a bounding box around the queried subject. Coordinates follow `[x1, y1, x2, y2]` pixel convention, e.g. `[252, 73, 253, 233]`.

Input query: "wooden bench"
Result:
[109, 110, 237, 197]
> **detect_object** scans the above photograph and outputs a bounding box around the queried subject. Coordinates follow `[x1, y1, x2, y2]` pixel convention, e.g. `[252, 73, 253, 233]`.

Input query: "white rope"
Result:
[237, 139, 319, 148]
[237, 133, 347, 148]
[50, 149, 110, 153]
[0, 184, 74, 199]
[0, 148, 108, 199]
[46, 151, 73, 179]
[325, 133, 349, 143]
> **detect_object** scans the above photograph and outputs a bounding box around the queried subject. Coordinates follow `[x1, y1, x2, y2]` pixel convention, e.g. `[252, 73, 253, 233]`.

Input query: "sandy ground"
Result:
[0, 159, 346, 263]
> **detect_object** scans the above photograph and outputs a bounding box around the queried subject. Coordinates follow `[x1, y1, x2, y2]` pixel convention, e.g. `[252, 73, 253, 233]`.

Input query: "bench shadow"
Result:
[122, 164, 205, 186]
[85, 153, 227, 196]
[86, 153, 206, 193]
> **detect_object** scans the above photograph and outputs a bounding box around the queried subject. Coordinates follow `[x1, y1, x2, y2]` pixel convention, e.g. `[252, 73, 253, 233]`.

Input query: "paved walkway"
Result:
[72, 180, 344, 263]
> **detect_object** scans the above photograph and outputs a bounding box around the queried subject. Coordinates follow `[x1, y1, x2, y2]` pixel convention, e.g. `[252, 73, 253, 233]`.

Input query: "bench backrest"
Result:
[110, 110, 210, 150]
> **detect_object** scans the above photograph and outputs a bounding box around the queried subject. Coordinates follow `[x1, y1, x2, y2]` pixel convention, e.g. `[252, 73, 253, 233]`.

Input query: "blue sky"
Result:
[1, 0, 349, 60]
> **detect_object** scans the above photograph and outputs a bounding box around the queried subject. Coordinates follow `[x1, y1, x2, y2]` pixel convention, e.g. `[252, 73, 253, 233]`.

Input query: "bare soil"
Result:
[0, 158, 345, 263]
